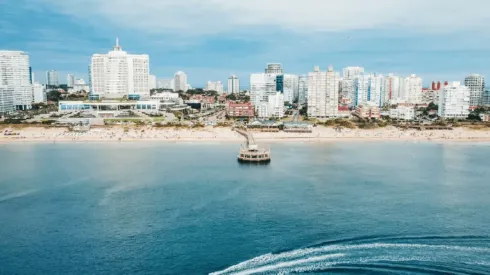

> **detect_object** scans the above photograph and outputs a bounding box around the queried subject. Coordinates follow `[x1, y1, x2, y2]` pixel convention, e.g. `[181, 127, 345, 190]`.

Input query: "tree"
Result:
[47, 90, 62, 102]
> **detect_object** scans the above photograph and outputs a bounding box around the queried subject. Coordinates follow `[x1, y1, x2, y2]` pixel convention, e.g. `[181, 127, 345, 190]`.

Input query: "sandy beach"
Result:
[2, 126, 490, 144]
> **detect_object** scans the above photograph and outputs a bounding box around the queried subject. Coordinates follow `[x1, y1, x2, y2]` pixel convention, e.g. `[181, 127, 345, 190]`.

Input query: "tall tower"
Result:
[464, 74, 485, 107]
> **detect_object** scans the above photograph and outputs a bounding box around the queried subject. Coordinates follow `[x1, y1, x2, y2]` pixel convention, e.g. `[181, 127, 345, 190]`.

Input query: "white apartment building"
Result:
[421, 89, 440, 104]
[0, 86, 15, 114]
[148, 75, 157, 90]
[90, 39, 150, 99]
[250, 72, 278, 107]
[307, 66, 339, 118]
[46, 70, 58, 86]
[438, 81, 470, 119]
[205, 81, 224, 93]
[354, 74, 384, 107]
[70, 79, 89, 93]
[257, 92, 284, 119]
[464, 74, 485, 107]
[402, 74, 423, 104]
[227, 75, 240, 94]
[389, 106, 415, 120]
[67, 74, 75, 87]
[342, 67, 365, 104]
[32, 82, 46, 103]
[0, 51, 33, 110]
[174, 71, 188, 92]
[384, 74, 403, 103]
[283, 74, 299, 103]
[298, 75, 308, 105]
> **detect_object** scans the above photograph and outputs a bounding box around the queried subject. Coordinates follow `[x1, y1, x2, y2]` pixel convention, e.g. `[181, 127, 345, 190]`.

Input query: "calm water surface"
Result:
[0, 142, 489, 274]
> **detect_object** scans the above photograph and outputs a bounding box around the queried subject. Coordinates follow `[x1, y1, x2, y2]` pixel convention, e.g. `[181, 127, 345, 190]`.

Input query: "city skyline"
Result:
[1, 1, 490, 87]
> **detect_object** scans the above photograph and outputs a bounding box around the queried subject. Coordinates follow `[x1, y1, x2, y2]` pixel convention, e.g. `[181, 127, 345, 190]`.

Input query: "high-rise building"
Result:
[384, 74, 403, 103]
[90, 38, 150, 99]
[174, 71, 188, 92]
[205, 81, 224, 93]
[148, 75, 157, 90]
[298, 75, 308, 105]
[250, 72, 279, 107]
[354, 73, 384, 107]
[307, 66, 339, 118]
[265, 63, 283, 74]
[438, 81, 470, 118]
[464, 74, 485, 107]
[32, 82, 46, 103]
[283, 74, 299, 103]
[227, 75, 240, 94]
[46, 70, 59, 86]
[257, 92, 284, 118]
[402, 74, 423, 104]
[0, 51, 33, 110]
[66, 74, 75, 87]
[341, 67, 365, 105]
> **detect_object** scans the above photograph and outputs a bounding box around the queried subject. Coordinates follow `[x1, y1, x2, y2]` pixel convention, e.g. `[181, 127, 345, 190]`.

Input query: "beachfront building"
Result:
[0, 51, 33, 110]
[341, 66, 364, 105]
[421, 88, 440, 104]
[307, 66, 339, 118]
[438, 81, 470, 119]
[174, 71, 188, 92]
[355, 103, 381, 119]
[384, 74, 403, 103]
[354, 73, 384, 107]
[227, 75, 240, 94]
[250, 72, 279, 107]
[226, 102, 254, 119]
[464, 74, 485, 107]
[402, 74, 423, 104]
[0, 86, 15, 114]
[298, 75, 308, 105]
[32, 82, 46, 104]
[204, 81, 224, 93]
[90, 38, 150, 100]
[257, 92, 284, 119]
[389, 106, 415, 120]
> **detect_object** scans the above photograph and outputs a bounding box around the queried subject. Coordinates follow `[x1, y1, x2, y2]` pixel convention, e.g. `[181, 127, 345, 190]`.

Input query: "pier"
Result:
[235, 128, 271, 163]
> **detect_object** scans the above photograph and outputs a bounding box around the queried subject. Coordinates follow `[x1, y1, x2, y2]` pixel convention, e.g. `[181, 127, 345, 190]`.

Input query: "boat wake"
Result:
[210, 236, 490, 274]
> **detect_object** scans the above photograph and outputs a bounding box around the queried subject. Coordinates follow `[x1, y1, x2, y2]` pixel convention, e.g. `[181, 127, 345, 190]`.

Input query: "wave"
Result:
[210, 236, 490, 274]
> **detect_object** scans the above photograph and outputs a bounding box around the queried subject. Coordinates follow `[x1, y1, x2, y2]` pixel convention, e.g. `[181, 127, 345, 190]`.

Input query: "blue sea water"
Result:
[0, 142, 489, 274]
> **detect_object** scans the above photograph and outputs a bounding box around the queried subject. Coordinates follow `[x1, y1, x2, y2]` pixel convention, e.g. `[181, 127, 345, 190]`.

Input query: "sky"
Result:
[1, 0, 489, 88]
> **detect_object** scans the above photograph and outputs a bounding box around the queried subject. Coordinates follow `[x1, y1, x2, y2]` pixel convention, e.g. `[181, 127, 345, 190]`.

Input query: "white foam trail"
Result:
[210, 243, 490, 274]
[210, 253, 345, 275]
[0, 189, 38, 202]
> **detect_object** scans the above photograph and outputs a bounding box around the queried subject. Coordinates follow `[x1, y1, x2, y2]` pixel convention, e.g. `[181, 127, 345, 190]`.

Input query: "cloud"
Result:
[39, 0, 490, 35]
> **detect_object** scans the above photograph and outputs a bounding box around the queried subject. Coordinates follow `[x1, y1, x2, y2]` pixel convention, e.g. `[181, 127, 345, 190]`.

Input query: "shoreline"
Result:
[2, 126, 490, 145]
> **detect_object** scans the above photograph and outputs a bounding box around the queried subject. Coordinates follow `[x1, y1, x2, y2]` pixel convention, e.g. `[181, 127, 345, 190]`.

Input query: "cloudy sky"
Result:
[1, 0, 489, 87]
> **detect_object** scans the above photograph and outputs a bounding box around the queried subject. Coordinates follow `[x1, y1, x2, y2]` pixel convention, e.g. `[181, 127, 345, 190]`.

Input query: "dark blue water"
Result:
[0, 142, 489, 274]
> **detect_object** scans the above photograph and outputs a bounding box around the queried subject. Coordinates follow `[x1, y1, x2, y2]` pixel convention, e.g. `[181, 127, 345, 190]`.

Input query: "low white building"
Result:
[389, 106, 415, 120]
[69, 79, 90, 93]
[257, 92, 284, 119]
[32, 82, 47, 103]
[438, 81, 470, 119]
[150, 92, 179, 101]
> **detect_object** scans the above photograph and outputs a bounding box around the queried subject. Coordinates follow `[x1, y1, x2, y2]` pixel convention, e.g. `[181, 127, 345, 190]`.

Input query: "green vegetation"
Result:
[320, 118, 356, 129]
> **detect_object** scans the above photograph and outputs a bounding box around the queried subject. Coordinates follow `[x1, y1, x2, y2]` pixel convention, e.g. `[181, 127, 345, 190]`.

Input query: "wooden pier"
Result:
[235, 129, 271, 164]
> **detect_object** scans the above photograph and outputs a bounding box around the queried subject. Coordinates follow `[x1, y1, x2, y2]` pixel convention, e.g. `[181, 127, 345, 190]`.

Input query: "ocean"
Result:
[0, 142, 489, 274]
